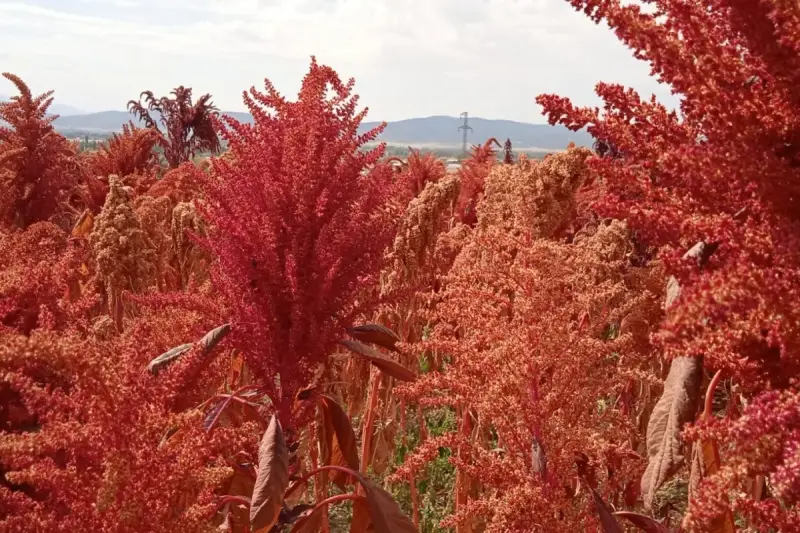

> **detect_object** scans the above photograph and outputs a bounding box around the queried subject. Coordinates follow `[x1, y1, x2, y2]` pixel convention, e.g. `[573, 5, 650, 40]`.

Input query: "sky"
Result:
[0, 0, 679, 123]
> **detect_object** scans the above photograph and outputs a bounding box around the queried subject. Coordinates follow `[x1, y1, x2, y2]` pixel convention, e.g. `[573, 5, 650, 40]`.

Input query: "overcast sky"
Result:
[0, 0, 679, 123]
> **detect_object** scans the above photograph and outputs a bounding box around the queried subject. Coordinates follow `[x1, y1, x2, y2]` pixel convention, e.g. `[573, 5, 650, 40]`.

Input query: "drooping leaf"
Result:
[347, 324, 401, 352]
[320, 395, 359, 488]
[587, 485, 623, 533]
[641, 356, 703, 509]
[224, 464, 257, 530]
[147, 343, 193, 374]
[354, 474, 417, 533]
[350, 497, 373, 533]
[290, 506, 326, 533]
[339, 339, 415, 382]
[281, 503, 316, 525]
[250, 415, 290, 533]
[613, 511, 671, 533]
[199, 323, 231, 354]
[147, 324, 231, 375]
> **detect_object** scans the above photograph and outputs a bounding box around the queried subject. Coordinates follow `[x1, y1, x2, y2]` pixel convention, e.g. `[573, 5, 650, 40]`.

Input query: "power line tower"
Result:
[458, 112, 472, 155]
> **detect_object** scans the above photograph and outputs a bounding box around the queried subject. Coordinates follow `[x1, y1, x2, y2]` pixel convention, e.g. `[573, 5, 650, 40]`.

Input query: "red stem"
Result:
[360, 368, 382, 473]
[704, 370, 724, 421]
[314, 493, 364, 510]
[211, 495, 251, 515]
[285, 465, 359, 500]
[206, 385, 262, 432]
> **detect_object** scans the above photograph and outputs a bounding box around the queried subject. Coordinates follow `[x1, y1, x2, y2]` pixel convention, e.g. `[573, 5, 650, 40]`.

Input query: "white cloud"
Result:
[0, 0, 678, 122]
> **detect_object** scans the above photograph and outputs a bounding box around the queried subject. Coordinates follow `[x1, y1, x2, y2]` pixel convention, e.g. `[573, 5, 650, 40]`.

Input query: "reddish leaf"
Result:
[587, 485, 623, 533]
[350, 497, 373, 533]
[347, 324, 401, 352]
[641, 356, 703, 509]
[339, 339, 415, 382]
[613, 511, 671, 533]
[363, 482, 417, 533]
[290, 506, 326, 533]
[250, 415, 289, 533]
[320, 395, 359, 488]
[354, 474, 417, 533]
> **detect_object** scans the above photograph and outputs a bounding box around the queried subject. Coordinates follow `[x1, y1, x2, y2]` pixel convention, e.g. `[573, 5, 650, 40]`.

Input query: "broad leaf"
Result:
[250, 415, 290, 533]
[613, 511, 671, 533]
[147, 343, 193, 374]
[320, 395, 359, 488]
[347, 324, 400, 352]
[350, 497, 373, 533]
[354, 474, 417, 533]
[587, 485, 623, 533]
[339, 339, 415, 382]
[641, 356, 703, 509]
[289, 506, 326, 533]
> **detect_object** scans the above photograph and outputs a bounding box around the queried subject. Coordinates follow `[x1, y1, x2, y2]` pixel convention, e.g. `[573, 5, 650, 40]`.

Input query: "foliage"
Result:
[0, 73, 79, 229]
[128, 86, 221, 169]
[536, 0, 800, 530]
[80, 121, 160, 202]
[2, 1, 800, 527]
[193, 57, 401, 428]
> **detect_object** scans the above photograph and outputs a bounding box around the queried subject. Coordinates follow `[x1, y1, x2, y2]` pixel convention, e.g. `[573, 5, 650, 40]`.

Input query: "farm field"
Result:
[1, 0, 799, 532]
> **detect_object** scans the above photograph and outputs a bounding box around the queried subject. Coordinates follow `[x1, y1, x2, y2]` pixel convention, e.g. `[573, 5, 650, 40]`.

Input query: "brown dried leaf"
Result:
[148, 324, 230, 376]
[641, 356, 703, 509]
[199, 323, 231, 354]
[147, 343, 193, 374]
[689, 441, 735, 533]
[227, 351, 253, 388]
[665, 276, 681, 310]
[250, 415, 290, 533]
[319, 395, 359, 488]
[682, 240, 719, 267]
[347, 324, 401, 352]
[339, 339, 415, 382]
[531, 437, 547, 480]
[613, 511, 670, 533]
[71, 209, 94, 238]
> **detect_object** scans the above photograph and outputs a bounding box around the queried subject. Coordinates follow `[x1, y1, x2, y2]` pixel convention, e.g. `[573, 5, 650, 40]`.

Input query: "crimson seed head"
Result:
[195, 57, 398, 422]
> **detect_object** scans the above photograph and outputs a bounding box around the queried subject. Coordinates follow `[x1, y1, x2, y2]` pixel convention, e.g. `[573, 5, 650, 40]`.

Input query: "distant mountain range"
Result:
[2, 104, 593, 150]
[0, 95, 86, 116]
